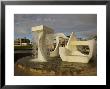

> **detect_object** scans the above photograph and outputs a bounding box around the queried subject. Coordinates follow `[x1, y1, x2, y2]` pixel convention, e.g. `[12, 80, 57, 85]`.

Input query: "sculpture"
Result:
[50, 33, 68, 57]
[59, 32, 96, 63]
[31, 25, 96, 63]
[31, 25, 54, 62]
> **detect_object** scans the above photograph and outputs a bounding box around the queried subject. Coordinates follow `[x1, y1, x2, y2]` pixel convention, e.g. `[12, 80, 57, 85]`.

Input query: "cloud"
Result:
[14, 14, 97, 40]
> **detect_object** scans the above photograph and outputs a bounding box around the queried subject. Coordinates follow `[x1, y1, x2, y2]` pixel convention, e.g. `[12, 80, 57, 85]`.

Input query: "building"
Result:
[14, 37, 31, 46]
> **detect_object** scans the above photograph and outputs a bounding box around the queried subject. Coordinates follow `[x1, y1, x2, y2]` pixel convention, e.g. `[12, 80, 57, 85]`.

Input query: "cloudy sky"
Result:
[14, 14, 97, 41]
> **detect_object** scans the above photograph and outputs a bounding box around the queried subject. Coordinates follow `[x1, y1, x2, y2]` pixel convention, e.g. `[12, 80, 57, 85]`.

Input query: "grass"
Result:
[14, 45, 33, 50]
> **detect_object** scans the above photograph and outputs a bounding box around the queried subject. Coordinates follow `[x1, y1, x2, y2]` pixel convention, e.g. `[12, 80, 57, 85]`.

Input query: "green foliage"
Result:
[21, 38, 30, 43]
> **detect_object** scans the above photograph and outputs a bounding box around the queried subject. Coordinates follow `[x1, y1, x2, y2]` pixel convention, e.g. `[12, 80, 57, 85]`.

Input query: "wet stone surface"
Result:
[14, 56, 97, 76]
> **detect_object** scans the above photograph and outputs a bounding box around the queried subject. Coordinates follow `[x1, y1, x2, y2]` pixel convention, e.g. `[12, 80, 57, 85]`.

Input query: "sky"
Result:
[14, 14, 97, 41]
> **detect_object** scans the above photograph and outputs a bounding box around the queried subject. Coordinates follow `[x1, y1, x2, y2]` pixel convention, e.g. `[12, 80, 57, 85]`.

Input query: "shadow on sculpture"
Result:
[50, 33, 68, 57]
[31, 25, 54, 62]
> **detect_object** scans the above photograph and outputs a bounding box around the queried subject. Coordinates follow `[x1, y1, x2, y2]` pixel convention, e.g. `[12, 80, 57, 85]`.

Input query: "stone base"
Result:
[14, 56, 97, 76]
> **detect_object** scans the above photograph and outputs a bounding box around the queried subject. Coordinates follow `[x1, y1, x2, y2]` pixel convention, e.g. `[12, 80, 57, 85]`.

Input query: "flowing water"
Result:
[32, 31, 38, 58]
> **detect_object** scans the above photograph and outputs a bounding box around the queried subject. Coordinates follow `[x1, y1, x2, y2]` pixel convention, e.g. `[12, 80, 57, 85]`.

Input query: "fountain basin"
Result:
[14, 56, 97, 76]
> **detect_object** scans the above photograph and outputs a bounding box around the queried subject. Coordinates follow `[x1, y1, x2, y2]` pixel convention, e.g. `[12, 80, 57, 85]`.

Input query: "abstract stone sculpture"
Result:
[59, 32, 96, 63]
[50, 33, 68, 57]
[31, 25, 96, 63]
[31, 25, 54, 62]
